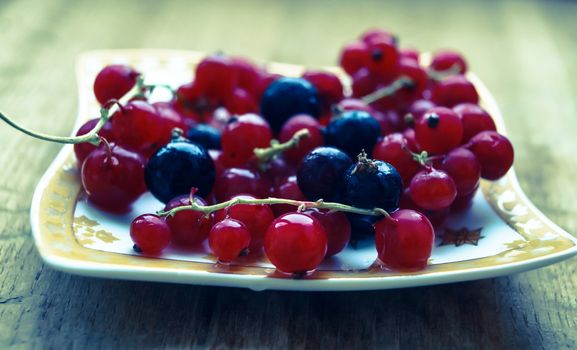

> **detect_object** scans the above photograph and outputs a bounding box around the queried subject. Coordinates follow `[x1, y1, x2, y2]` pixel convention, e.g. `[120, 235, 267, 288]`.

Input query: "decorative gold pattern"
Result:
[31, 50, 577, 283]
[73, 215, 119, 245]
[440, 227, 484, 247]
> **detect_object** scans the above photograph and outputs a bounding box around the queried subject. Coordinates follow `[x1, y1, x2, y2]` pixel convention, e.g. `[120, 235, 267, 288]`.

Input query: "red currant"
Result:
[231, 56, 264, 98]
[278, 114, 324, 165]
[164, 195, 213, 246]
[259, 155, 295, 188]
[431, 75, 479, 107]
[130, 214, 171, 254]
[214, 195, 274, 253]
[407, 99, 436, 122]
[304, 208, 351, 257]
[360, 28, 396, 45]
[430, 50, 467, 74]
[153, 101, 187, 134]
[399, 48, 420, 63]
[399, 188, 449, 229]
[409, 169, 457, 210]
[213, 167, 270, 202]
[366, 37, 400, 81]
[81, 143, 146, 212]
[339, 41, 369, 75]
[224, 88, 258, 115]
[415, 107, 463, 154]
[468, 131, 514, 180]
[208, 218, 251, 263]
[451, 186, 478, 212]
[395, 59, 428, 108]
[374, 209, 434, 270]
[372, 133, 420, 185]
[302, 70, 344, 112]
[440, 147, 481, 196]
[195, 54, 237, 103]
[175, 81, 218, 122]
[93, 65, 140, 105]
[111, 100, 169, 157]
[271, 175, 306, 216]
[452, 103, 496, 142]
[264, 213, 327, 274]
[372, 109, 404, 135]
[221, 114, 272, 166]
[402, 128, 421, 152]
[351, 68, 379, 99]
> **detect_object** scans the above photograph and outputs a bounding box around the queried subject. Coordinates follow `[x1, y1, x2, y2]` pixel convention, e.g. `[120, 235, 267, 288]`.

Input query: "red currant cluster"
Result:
[173, 56, 275, 127]
[340, 28, 514, 227]
[0, 27, 515, 276]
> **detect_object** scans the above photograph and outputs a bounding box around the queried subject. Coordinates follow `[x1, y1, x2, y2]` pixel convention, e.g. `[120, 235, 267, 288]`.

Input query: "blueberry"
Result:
[296, 147, 352, 201]
[187, 124, 221, 150]
[341, 156, 402, 213]
[145, 139, 215, 203]
[260, 77, 321, 132]
[326, 110, 381, 158]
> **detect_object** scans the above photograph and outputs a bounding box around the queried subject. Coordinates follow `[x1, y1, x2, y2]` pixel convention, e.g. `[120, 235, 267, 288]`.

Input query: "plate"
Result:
[30, 50, 577, 291]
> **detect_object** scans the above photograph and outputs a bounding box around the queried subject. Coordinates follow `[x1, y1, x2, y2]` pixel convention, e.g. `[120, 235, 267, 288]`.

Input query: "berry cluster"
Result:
[0, 27, 515, 276]
[339, 28, 513, 231]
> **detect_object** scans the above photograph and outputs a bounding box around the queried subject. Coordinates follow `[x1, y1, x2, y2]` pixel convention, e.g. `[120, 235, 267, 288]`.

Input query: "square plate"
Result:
[30, 50, 577, 291]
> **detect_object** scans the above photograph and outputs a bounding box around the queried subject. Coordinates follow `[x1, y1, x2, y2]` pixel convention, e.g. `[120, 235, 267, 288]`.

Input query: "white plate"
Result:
[30, 50, 577, 291]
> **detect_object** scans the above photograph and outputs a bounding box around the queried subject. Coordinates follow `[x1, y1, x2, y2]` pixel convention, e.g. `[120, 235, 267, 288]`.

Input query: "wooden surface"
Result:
[1, 0, 577, 348]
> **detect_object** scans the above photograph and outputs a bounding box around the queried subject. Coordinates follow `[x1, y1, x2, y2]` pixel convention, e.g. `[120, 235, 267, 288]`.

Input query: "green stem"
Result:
[0, 108, 108, 145]
[254, 128, 310, 164]
[409, 149, 444, 170]
[361, 76, 413, 105]
[427, 62, 463, 81]
[412, 150, 430, 167]
[158, 196, 390, 218]
[0, 80, 141, 145]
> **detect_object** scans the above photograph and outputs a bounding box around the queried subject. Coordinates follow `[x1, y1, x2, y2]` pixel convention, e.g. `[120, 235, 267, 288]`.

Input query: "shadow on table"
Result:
[31, 271, 539, 348]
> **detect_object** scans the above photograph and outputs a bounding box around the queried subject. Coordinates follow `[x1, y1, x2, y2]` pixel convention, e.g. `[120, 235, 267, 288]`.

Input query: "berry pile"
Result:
[0, 28, 515, 276]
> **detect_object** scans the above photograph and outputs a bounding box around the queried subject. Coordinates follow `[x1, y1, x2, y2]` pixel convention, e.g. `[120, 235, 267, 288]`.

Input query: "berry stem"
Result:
[253, 128, 310, 164]
[398, 141, 437, 169]
[101, 137, 113, 163]
[361, 76, 413, 105]
[427, 63, 462, 81]
[136, 74, 176, 100]
[143, 83, 176, 99]
[412, 150, 430, 166]
[170, 127, 185, 141]
[409, 149, 444, 170]
[0, 82, 140, 145]
[0, 108, 109, 145]
[158, 196, 390, 218]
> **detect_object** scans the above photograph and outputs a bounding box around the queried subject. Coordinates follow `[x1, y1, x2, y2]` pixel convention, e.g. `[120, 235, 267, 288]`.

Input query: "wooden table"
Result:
[1, 0, 576, 348]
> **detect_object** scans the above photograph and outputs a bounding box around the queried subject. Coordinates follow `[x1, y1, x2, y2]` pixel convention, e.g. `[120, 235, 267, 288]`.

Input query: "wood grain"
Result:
[1, 0, 577, 348]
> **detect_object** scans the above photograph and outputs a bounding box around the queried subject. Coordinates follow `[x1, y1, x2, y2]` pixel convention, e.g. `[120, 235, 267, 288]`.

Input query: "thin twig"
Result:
[158, 196, 390, 218]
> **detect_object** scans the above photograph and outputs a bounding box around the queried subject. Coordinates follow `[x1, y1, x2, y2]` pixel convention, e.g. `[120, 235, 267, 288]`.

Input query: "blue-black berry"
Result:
[326, 110, 381, 158]
[145, 138, 215, 203]
[187, 124, 221, 150]
[296, 147, 352, 202]
[260, 77, 321, 132]
[341, 153, 402, 213]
